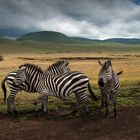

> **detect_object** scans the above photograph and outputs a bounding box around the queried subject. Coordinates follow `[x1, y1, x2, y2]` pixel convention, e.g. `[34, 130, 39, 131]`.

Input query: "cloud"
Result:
[0, 0, 140, 39]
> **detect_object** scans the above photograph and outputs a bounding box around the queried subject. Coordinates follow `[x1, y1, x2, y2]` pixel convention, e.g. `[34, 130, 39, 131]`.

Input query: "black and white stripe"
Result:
[98, 60, 121, 117]
[1, 60, 70, 114]
[15, 63, 98, 115]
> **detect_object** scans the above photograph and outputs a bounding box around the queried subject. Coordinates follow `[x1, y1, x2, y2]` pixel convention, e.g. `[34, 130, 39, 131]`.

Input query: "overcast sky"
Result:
[0, 0, 140, 39]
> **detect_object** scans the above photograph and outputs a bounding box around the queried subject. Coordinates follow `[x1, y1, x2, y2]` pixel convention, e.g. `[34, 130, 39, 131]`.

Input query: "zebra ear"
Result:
[65, 61, 69, 66]
[63, 60, 69, 66]
[98, 60, 103, 66]
[18, 67, 26, 76]
[107, 60, 112, 66]
[18, 66, 26, 71]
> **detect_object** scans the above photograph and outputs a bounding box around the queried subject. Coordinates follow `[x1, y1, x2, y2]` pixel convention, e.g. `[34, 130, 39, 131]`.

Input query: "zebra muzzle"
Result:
[98, 78, 105, 87]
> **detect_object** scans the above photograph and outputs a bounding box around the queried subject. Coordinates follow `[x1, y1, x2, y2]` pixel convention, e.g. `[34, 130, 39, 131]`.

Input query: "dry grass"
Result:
[0, 52, 140, 114]
[0, 52, 140, 86]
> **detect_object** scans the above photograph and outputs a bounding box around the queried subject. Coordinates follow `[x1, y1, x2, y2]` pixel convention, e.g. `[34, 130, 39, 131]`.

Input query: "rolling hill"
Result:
[0, 31, 140, 54]
[0, 37, 14, 43]
[17, 31, 98, 44]
[17, 31, 73, 43]
[17, 31, 140, 44]
[17, 31, 97, 44]
[103, 38, 140, 44]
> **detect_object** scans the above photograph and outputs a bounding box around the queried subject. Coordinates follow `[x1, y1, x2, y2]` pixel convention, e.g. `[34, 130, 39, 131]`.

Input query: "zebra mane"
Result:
[19, 63, 43, 73]
[103, 61, 112, 69]
[46, 60, 68, 70]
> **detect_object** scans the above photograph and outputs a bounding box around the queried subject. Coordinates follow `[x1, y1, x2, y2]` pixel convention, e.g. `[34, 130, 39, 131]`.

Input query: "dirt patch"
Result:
[0, 106, 139, 140]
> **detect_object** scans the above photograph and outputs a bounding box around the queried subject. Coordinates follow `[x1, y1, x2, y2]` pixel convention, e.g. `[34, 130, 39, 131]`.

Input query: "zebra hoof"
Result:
[41, 110, 48, 116]
[81, 113, 90, 121]
[83, 111, 90, 118]
[113, 114, 118, 118]
[105, 113, 109, 118]
[13, 110, 18, 115]
[40, 108, 49, 113]
[95, 96, 99, 102]
[34, 111, 39, 118]
[71, 109, 78, 115]
[40, 105, 44, 112]
[7, 111, 12, 116]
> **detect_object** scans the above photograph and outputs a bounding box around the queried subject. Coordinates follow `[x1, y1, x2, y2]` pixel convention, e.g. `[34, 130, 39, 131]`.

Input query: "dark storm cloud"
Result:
[0, 0, 140, 39]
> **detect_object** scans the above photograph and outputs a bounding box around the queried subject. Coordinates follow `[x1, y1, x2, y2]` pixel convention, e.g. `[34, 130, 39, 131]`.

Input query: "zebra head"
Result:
[45, 60, 70, 75]
[15, 66, 27, 86]
[57, 60, 70, 74]
[98, 60, 113, 87]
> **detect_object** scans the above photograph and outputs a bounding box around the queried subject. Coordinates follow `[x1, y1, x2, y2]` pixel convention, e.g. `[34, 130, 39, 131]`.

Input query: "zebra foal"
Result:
[98, 60, 122, 117]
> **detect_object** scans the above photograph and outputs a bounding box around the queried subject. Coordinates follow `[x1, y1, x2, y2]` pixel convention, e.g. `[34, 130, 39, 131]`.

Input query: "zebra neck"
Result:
[26, 71, 43, 84]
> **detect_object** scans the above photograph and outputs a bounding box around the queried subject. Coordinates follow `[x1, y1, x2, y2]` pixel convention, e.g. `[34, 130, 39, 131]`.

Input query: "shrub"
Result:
[0, 55, 4, 61]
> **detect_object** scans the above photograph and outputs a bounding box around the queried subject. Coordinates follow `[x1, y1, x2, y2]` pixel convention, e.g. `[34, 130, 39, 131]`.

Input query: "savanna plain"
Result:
[0, 41, 140, 140]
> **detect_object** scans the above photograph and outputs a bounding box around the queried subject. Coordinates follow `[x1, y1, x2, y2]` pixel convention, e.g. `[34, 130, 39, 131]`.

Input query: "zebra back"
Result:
[5, 60, 70, 92]
[16, 65, 90, 100]
[15, 60, 70, 89]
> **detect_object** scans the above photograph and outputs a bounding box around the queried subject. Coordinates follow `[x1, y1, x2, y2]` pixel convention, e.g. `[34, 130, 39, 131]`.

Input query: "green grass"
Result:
[0, 40, 140, 54]
[0, 81, 139, 120]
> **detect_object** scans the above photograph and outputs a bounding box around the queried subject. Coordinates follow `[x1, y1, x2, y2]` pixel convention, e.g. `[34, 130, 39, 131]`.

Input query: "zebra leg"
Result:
[101, 89, 105, 108]
[113, 95, 117, 118]
[75, 92, 89, 115]
[41, 99, 43, 111]
[82, 104, 90, 115]
[41, 97, 46, 111]
[104, 95, 109, 117]
[34, 93, 46, 116]
[101, 93, 104, 108]
[11, 96, 18, 115]
[81, 101, 90, 119]
[10, 91, 18, 115]
[72, 102, 80, 115]
[41, 96, 48, 113]
[71, 93, 80, 115]
[7, 96, 12, 115]
[7, 94, 17, 116]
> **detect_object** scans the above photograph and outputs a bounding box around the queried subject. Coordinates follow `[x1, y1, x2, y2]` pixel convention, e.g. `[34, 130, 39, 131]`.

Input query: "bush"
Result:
[0, 55, 4, 61]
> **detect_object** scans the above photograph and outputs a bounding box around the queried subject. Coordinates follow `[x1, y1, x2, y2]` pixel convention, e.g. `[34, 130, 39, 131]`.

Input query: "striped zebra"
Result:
[98, 60, 122, 117]
[15, 63, 98, 115]
[1, 60, 70, 115]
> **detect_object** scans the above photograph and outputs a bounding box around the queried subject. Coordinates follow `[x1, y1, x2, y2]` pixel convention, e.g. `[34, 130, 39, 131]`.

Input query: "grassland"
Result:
[0, 40, 140, 119]
[1, 39, 140, 54]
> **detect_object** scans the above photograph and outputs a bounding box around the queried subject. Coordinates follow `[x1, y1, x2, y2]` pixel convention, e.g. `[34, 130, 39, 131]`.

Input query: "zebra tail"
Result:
[88, 82, 98, 102]
[117, 70, 123, 76]
[1, 77, 7, 105]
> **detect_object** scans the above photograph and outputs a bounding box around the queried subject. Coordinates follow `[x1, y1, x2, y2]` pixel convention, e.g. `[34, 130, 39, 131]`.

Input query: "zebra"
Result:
[98, 60, 123, 118]
[15, 63, 98, 115]
[1, 60, 70, 115]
